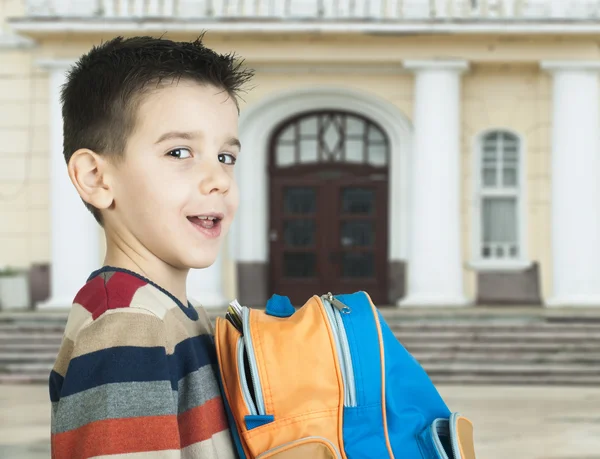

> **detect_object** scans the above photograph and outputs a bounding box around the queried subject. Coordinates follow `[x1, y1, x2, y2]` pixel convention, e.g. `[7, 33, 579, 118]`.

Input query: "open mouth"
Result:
[187, 214, 224, 238]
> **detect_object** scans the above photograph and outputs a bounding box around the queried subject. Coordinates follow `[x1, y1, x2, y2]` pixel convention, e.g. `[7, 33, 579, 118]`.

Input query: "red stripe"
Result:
[101, 272, 147, 318]
[52, 415, 180, 459]
[178, 397, 229, 448]
[74, 276, 107, 315]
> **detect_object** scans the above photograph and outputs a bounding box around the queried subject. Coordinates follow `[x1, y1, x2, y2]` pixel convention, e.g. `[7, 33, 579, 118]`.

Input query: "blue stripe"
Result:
[60, 346, 171, 397]
[49, 370, 64, 403]
[168, 334, 217, 390]
[55, 335, 218, 399]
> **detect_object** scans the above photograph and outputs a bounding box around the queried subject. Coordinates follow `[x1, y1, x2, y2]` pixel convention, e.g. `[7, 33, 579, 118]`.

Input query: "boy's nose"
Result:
[198, 160, 231, 195]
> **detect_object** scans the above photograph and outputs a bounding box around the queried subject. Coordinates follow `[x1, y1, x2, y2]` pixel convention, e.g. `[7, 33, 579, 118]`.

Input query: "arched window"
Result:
[271, 111, 389, 168]
[475, 130, 525, 263]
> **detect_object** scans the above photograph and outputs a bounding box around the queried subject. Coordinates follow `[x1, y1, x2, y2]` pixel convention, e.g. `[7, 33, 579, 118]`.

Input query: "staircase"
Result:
[1, 308, 600, 385]
[381, 310, 600, 385]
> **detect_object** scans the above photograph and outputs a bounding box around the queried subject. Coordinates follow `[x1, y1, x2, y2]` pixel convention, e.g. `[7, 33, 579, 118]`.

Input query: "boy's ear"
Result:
[67, 148, 114, 211]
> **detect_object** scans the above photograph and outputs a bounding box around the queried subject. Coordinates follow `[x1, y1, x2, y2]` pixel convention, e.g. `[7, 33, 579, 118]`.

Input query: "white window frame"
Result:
[470, 128, 530, 271]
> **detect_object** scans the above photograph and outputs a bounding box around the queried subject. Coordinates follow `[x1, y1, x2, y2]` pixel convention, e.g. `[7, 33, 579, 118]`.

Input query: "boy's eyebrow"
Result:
[155, 131, 202, 144]
[224, 137, 242, 150]
[155, 131, 241, 150]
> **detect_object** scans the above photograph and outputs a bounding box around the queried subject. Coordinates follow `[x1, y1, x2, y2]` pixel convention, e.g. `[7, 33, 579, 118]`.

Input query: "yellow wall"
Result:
[0, 48, 51, 269]
[3, 30, 598, 302]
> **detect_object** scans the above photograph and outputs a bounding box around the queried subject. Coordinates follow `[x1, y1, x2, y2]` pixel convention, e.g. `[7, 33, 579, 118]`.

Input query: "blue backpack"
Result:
[215, 291, 477, 459]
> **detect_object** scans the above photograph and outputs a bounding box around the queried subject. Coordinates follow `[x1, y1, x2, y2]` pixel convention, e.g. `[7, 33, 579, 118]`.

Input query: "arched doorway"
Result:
[268, 110, 390, 304]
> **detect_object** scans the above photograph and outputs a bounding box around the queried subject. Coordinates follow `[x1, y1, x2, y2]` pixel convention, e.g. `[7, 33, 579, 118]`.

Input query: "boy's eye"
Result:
[167, 148, 192, 159]
[218, 153, 237, 165]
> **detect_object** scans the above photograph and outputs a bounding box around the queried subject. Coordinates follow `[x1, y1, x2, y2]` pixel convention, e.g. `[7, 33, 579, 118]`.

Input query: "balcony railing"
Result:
[22, 0, 600, 20]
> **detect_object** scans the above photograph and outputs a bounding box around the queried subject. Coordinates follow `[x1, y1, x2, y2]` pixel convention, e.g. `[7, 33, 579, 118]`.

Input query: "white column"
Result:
[400, 59, 469, 307]
[541, 61, 600, 307]
[37, 60, 101, 308]
[187, 252, 227, 308]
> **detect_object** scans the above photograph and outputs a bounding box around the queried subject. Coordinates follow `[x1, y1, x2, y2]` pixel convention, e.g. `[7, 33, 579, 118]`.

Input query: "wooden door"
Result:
[268, 110, 390, 305]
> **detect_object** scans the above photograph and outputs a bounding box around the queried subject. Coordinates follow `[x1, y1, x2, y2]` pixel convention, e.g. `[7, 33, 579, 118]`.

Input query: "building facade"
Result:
[1, 0, 600, 308]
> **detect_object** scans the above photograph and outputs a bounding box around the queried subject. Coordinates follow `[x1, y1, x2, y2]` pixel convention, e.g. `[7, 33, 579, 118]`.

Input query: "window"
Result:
[272, 111, 389, 168]
[475, 130, 525, 265]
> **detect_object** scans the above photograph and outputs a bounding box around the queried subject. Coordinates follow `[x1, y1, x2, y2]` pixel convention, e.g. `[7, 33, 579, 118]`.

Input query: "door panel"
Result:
[270, 175, 388, 305]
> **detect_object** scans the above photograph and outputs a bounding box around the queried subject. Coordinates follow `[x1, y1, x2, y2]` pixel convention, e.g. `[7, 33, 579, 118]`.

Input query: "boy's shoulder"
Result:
[71, 267, 168, 322]
[65, 267, 211, 344]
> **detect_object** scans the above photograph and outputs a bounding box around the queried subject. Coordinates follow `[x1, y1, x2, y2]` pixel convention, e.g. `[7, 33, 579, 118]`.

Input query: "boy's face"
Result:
[105, 80, 240, 270]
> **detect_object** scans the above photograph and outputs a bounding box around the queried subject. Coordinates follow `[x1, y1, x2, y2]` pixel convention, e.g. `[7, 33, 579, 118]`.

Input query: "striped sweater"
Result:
[49, 266, 237, 459]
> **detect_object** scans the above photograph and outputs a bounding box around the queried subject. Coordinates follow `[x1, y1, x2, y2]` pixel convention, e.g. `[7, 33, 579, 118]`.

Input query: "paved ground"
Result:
[1, 384, 599, 458]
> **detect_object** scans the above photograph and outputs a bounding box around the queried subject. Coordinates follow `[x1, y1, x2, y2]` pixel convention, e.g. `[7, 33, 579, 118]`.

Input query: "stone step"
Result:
[422, 362, 600, 375]
[0, 352, 61, 362]
[0, 324, 66, 333]
[0, 362, 53, 374]
[410, 350, 600, 364]
[428, 374, 600, 385]
[0, 336, 63, 346]
[392, 330, 600, 341]
[402, 341, 600, 352]
[0, 373, 50, 384]
[389, 322, 600, 332]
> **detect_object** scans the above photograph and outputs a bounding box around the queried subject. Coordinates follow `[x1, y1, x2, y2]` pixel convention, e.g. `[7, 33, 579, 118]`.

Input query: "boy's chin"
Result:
[182, 252, 220, 270]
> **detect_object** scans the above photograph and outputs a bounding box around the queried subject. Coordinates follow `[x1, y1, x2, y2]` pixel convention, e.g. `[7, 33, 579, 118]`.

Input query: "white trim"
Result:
[468, 260, 532, 271]
[397, 294, 472, 307]
[404, 60, 470, 72]
[541, 61, 600, 72]
[545, 295, 600, 308]
[10, 19, 600, 35]
[471, 128, 530, 269]
[36, 58, 76, 70]
[0, 32, 35, 48]
[234, 85, 412, 264]
[250, 63, 408, 75]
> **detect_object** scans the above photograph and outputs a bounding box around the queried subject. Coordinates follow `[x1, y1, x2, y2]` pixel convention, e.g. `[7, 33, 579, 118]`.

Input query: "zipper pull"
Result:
[324, 292, 352, 314]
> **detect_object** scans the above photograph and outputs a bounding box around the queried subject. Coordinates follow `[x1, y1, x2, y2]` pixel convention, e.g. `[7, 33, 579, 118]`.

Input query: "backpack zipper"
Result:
[242, 306, 267, 415]
[237, 336, 258, 416]
[320, 293, 357, 407]
[449, 412, 462, 459]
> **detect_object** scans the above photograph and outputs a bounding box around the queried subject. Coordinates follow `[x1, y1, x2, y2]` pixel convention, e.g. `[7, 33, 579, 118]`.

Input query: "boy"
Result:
[49, 35, 253, 458]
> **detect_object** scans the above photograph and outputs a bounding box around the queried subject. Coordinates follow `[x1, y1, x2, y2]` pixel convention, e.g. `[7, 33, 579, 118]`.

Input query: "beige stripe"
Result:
[130, 284, 176, 319]
[161, 307, 213, 355]
[71, 310, 167, 358]
[182, 430, 237, 459]
[52, 337, 74, 376]
[90, 450, 180, 459]
[64, 303, 93, 342]
[197, 306, 215, 335]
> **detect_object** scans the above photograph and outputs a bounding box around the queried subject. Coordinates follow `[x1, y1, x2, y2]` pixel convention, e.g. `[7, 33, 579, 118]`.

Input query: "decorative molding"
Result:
[36, 58, 76, 70]
[251, 63, 407, 75]
[468, 260, 533, 271]
[540, 60, 600, 72]
[10, 19, 600, 36]
[404, 59, 470, 72]
[0, 32, 35, 48]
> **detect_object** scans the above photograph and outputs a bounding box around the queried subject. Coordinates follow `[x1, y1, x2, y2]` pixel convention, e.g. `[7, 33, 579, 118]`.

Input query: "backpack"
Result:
[215, 291, 477, 459]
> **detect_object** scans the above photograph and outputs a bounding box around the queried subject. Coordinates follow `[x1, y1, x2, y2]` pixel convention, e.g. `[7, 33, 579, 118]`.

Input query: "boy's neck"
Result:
[103, 243, 189, 307]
